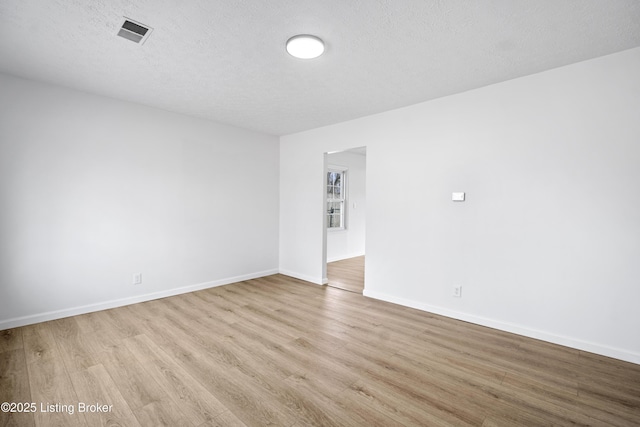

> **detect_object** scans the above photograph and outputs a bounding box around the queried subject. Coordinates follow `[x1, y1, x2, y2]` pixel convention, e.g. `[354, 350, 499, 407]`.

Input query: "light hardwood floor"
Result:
[2, 274, 640, 426]
[327, 256, 365, 293]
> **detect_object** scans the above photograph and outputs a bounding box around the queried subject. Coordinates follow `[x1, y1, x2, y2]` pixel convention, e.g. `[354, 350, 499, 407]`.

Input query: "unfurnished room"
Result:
[1, 1, 640, 426]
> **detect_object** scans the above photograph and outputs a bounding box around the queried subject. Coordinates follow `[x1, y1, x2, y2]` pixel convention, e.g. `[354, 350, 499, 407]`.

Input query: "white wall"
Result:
[326, 150, 366, 263]
[279, 47, 640, 364]
[0, 73, 279, 328]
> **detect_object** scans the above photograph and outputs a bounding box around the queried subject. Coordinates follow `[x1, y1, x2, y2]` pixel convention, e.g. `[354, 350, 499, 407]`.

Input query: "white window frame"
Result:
[327, 166, 347, 231]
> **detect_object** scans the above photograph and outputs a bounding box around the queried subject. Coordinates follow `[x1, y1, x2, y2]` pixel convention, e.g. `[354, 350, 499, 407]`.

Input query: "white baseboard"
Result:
[363, 289, 640, 366]
[0, 269, 279, 330]
[278, 269, 325, 285]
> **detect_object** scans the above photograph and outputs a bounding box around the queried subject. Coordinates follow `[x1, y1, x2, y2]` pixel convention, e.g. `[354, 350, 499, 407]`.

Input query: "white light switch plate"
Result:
[452, 192, 465, 201]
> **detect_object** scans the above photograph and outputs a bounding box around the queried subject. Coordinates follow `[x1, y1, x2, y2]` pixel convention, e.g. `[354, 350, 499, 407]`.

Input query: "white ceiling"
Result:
[1, 1, 639, 136]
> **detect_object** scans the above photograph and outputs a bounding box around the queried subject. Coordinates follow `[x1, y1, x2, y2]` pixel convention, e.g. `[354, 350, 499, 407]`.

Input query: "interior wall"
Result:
[279, 47, 640, 364]
[326, 150, 366, 262]
[0, 73, 280, 328]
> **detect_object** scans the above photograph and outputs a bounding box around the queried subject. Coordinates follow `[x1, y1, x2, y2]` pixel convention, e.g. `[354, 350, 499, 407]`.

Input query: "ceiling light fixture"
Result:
[286, 35, 325, 59]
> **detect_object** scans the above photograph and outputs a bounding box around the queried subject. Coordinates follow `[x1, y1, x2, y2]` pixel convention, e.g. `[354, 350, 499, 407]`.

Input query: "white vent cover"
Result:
[117, 18, 152, 44]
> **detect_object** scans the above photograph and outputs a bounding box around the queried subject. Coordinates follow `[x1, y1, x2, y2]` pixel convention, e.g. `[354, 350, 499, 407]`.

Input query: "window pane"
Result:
[327, 170, 346, 229]
[328, 172, 338, 185]
[328, 214, 341, 228]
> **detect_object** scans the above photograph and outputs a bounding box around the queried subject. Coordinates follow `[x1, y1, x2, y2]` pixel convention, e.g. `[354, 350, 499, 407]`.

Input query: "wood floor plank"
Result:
[389, 349, 582, 426]
[0, 349, 35, 427]
[102, 307, 145, 339]
[481, 410, 554, 427]
[0, 349, 30, 402]
[136, 309, 299, 426]
[180, 292, 243, 325]
[396, 340, 508, 386]
[49, 318, 97, 374]
[2, 271, 640, 426]
[159, 296, 245, 345]
[24, 324, 87, 427]
[69, 364, 141, 427]
[73, 311, 104, 335]
[160, 312, 358, 426]
[123, 334, 228, 426]
[501, 370, 639, 426]
[342, 379, 463, 427]
[362, 355, 490, 425]
[98, 343, 166, 410]
[284, 370, 405, 427]
[21, 323, 57, 366]
[487, 380, 598, 426]
[188, 290, 246, 325]
[0, 329, 23, 353]
[201, 410, 248, 427]
[74, 310, 124, 358]
[269, 337, 358, 395]
[413, 326, 581, 395]
[133, 398, 194, 427]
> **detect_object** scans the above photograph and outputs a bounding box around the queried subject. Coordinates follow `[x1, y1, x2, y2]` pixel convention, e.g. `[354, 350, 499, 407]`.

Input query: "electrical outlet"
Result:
[453, 285, 462, 297]
[133, 273, 142, 285]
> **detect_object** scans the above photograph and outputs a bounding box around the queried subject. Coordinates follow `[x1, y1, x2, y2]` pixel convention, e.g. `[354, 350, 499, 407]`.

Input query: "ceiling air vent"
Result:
[117, 18, 152, 44]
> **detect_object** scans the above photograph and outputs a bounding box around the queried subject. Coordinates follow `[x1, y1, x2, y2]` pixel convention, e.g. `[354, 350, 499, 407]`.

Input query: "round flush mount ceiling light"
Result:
[286, 34, 325, 59]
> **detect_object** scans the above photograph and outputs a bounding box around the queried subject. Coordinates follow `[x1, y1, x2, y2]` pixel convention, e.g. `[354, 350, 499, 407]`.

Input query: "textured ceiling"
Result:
[1, 1, 640, 136]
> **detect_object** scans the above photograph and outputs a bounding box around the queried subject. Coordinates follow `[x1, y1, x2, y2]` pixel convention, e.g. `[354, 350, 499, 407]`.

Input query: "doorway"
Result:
[324, 147, 366, 293]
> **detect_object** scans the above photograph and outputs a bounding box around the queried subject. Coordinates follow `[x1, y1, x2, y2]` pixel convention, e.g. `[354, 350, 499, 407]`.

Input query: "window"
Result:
[327, 168, 346, 230]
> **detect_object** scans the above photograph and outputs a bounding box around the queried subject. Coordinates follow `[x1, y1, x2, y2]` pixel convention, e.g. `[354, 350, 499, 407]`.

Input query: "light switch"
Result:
[452, 192, 465, 202]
